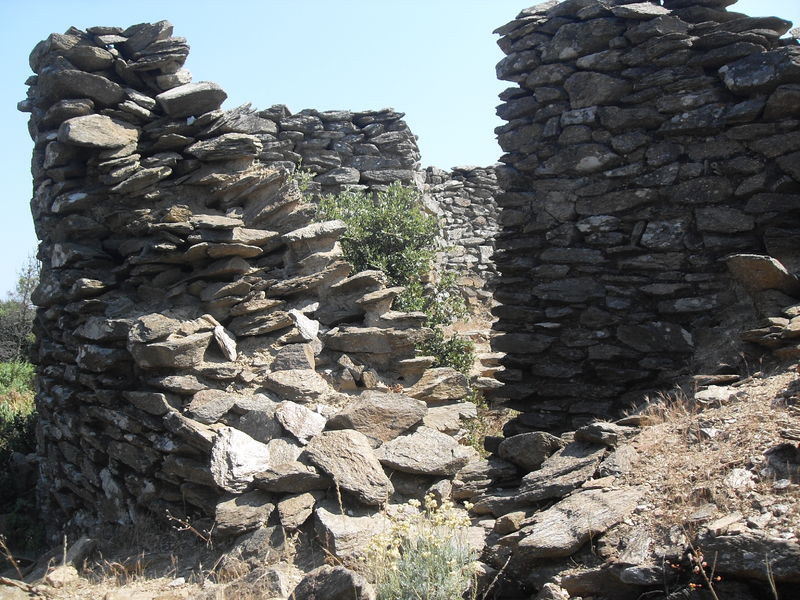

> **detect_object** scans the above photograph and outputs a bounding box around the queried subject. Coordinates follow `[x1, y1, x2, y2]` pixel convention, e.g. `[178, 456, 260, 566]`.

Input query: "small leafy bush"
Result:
[316, 183, 475, 375]
[418, 329, 475, 376]
[395, 272, 468, 328]
[0, 361, 40, 551]
[0, 361, 35, 395]
[0, 361, 37, 469]
[317, 182, 438, 291]
[361, 495, 477, 600]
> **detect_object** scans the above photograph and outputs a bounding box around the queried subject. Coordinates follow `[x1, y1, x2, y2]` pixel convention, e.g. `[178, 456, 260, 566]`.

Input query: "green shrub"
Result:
[418, 329, 475, 376]
[287, 163, 316, 195]
[394, 272, 467, 328]
[0, 361, 35, 395]
[0, 361, 39, 551]
[317, 182, 438, 290]
[0, 400, 36, 459]
[316, 183, 475, 375]
[0, 361, 37, 465]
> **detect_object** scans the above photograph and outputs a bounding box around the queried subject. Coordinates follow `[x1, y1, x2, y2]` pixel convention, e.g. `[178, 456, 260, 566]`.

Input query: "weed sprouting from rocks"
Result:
[359, 495, 478, 600]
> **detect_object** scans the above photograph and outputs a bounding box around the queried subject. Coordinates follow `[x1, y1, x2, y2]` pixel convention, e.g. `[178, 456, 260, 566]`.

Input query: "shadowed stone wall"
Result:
[490, 0, 800, 432]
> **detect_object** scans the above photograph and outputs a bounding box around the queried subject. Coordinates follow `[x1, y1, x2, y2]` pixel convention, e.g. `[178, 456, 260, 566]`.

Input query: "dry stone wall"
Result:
[491, 0, 800, 432]
[424, 166, 501, 308]
[19, 22, 485, 535]
[254, 104, 422, 193]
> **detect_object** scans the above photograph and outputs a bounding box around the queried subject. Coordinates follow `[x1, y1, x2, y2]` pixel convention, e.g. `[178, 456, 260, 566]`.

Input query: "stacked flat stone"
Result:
[491, 0, 800, 432]
[255, 105, 422, 193]
[425, 166, 501, 307]
[19, 22, 483, 558]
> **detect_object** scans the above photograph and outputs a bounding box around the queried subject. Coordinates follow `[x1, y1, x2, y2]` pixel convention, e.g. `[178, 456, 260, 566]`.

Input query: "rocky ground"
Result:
[2, 358, 798, 599]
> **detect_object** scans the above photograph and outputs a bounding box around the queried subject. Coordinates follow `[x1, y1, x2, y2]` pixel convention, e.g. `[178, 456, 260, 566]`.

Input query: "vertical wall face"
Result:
[425, 166, 501, 308]
[19, 22, 488, 530]
[491, 0, 800, 432]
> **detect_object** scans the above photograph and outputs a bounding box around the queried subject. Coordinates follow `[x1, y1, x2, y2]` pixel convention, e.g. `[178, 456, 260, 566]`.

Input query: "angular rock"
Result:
[314, 502, 390, 560]
[58, 114, 139, 149]
[155, 81, 227, 118]
[519, 442, 606, 499]
[271, 343, 315, 371]
[262, 368, 330, 402]
[699, 531, 800, 582]
[265, 437, 303, 465]
[129, 332, 212, 369]
[275, 401, 326, 445]
[277, 491, 321, 530]
[616, 322, 694, 353]
[719, 50, 800, 95]
[497, 432, 566, 472]
[213, 324, 237, 361]
[326, 390, 427, 443]
[598, 444, 639, 477]
[222, 525, 286, 569]
[236, 405, 283, 444]
[292, 565, 376, 600]
[210, 427, 271, 493]
[305, 430, 393, 506]
[185, 133, 262, 161]
[423, 401, 478, 435]
[253, 461, 332, 494]
[37, 68, 125, 107]
[187, 389, 238, 424]
[473, 442, 605, 516]
[288, 309, 321, 341]
[725, 254, 800, 295]
[408, 367, 470, 403]
[515, 487, 643, 558]
[574, 422, 636, 448]
[215, 490, 274, 537]
[123, 391, 178, 416]
[376, 426, 474, 476]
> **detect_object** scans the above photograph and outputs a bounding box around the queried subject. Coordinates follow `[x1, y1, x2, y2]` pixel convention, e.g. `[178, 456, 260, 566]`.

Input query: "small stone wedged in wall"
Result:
[19, 21, 499, 555]
[490, 0, 800, 432]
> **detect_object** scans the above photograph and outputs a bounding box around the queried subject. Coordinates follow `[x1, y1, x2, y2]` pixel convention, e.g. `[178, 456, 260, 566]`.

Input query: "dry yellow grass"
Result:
[622, 365, 800, 538]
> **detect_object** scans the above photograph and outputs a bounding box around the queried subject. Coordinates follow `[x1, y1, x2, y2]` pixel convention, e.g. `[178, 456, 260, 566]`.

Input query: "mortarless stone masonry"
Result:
[18, 21, 484, 533]
[490, 0, 800, 433]
[20, 0, 800, 539]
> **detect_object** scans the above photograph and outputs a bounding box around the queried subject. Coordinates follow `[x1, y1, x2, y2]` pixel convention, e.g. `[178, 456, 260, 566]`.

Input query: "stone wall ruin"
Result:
[19, 22, 485, 535]
[20, 0, 800, 547]
[491, 0, 800, 432]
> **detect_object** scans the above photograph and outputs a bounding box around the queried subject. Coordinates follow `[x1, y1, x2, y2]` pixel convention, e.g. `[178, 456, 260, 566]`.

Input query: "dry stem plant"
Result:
[0, 534, 23, 579]
[358, 495, 478, 600]
[165, 509, 213, 547]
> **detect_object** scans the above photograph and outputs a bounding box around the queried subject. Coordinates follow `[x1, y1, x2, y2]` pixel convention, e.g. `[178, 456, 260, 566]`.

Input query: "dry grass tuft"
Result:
[622, 365, 800, 536]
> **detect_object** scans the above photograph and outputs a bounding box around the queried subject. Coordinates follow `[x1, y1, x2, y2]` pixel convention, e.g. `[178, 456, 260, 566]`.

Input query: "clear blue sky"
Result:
[1, 0, 798, 297]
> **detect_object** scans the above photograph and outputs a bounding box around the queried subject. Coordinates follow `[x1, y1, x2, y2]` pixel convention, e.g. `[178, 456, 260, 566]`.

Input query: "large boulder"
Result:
[292, 565, 376, 600]
[210, 427, 271, 493]
[497, 431, 566, 472]
[699, 530, 800, 582]
[326, 390, 427, 443]
[262, 369, 330, 402]
[58, 114, 139, 149]
[129, 332, 212, 369]
[214, 490, 274, 537]
[376, 426, 474, 476]
[314, 502, 390, 561]
[275, 401, 326, 445]
[155, 81, 227, 118]
[305, 430, 393, 505]
[514, 487, 643, 558]
[409, 367, 470, 403]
